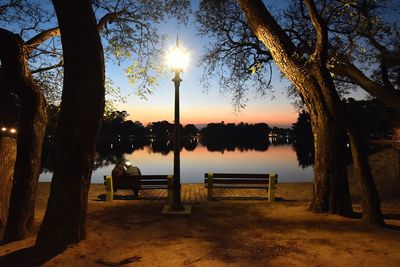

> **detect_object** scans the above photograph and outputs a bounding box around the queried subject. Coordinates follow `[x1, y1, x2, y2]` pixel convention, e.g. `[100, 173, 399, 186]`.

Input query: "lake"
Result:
[39, 138, 314, 184]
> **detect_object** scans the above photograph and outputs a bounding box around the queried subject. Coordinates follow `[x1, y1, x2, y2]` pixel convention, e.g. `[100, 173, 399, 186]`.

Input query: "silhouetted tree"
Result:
[36, 0, 105, 251]
[0, 65, 18, 227]
[0, 136, 16, 227]
[197, 0, 352, 217]
[238, 0, 382, 224]
[149, 120, 175, 137]
[345, 98, 400, 139]
[0, 0, 189, 240]
[292, 111, 314, 168]
[200, 122, 270, 152]
[182, 124, 199, 137]
[0, 28, 47, 241]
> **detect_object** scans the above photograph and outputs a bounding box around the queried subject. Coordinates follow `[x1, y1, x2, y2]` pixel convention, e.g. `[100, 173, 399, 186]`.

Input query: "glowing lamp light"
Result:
[10, 128, 17, 134]
[1, 127, 6, 132]
[166, 37, 189, 72]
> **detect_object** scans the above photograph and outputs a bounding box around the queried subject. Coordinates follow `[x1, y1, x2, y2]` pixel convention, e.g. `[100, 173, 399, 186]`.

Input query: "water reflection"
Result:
[200, 136, 270, 153]
[40, 137, 315, 184]
[292, 138, 314, 169]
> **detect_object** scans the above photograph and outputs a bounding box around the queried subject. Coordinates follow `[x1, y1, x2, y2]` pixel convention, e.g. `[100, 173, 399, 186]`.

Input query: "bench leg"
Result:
[167, 175, 174, 205]
[105, 175, 114, 201]
[207, 173, 213, 201]
[268, 174, 276, 202]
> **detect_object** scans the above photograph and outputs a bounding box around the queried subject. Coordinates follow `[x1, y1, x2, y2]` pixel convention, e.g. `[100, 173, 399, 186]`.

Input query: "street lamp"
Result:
[166, 37, 189, 212]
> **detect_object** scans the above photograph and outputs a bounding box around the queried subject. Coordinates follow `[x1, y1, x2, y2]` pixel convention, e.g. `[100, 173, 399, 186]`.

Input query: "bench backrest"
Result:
[103, 175, 173, 202]
[204, 173, 278, 185]
[204, 173, 278, 201]
[104, 175, 172, 189]
[109, 175, 171, 186]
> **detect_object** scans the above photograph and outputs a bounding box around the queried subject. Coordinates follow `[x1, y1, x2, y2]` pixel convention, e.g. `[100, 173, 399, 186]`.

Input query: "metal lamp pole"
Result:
[171, 67, 184, 211]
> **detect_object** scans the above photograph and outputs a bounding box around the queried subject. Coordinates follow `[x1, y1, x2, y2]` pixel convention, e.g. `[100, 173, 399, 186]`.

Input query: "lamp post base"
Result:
[162, 205, 192, 214]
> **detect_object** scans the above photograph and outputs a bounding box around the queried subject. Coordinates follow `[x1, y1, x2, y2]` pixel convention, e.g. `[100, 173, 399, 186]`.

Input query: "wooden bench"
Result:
[104, 175, 173, 202]
[204, 173, 277, 201]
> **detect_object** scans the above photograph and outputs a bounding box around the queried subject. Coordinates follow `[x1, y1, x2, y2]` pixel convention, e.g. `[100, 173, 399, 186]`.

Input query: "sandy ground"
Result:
[0, 181, 399, 267]
[0, 148, 399, 266]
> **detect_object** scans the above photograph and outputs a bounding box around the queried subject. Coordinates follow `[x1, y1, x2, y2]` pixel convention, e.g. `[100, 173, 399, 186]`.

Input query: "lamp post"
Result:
[166, 37, 189, 212]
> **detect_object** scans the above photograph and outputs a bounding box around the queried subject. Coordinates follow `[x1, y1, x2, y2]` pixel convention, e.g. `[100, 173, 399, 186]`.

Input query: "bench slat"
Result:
[140, 186, 168, 189]
[204, 178, 271, 184]
[110, 175, 171, 180]
[139, 180, 168, 186]
[205, 185, 269, 189]
[103, 175, 173, 203]
[204, 173, 278, 202]
[204, 173, 270, 179]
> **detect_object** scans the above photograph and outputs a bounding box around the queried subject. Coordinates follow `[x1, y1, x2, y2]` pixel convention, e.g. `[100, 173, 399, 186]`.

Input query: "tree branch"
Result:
[304, 0, 328, 64]
[97, 10, 124, 32]
[25, 11, 125, 54]
[26, 27, 60, 52]
[329, 61, 400, 111]
[31, 60, 63, 74]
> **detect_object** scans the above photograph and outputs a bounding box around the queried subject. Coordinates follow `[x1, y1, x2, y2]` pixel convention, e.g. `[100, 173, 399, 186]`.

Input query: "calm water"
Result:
[39, 141, 314, 184]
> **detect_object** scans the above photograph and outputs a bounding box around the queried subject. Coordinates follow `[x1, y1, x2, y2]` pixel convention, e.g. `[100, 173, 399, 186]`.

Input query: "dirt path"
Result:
[1, 182, 399, 266]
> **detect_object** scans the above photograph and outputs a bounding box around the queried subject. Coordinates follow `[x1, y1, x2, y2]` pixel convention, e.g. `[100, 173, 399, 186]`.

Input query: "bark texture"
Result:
[36, 0, 105, 251]
[237, 0, 356, 217]
[310, 117, 351, 215]
[0, 137, 17, 226]
[238, 0, 383, 224]
[305, 0, 383, 225]
[0, 28, 48, 241]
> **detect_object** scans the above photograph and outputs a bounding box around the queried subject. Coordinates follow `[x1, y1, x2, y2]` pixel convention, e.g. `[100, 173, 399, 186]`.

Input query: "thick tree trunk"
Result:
[0, 28, 48, 241]
[312, 62, 384, 225]
[309, 112, 352, 215]
[0, 137, 17, 227]
[305, 0, 383, 225]
[238, 0, 353, 217]
[349, 132, 383, 224]
[238, 0, 383, 224]
[36, 0, 105, 252]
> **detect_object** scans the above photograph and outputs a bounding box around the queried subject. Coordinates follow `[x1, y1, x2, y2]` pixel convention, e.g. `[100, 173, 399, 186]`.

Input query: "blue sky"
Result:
[106, 1, 369, 128]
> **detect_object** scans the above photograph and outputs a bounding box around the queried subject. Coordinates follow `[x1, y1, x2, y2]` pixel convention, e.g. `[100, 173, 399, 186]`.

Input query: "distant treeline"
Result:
[46, 108, 291, 140]
[44, 98, 398, 142]
[291, 98, 400, 143]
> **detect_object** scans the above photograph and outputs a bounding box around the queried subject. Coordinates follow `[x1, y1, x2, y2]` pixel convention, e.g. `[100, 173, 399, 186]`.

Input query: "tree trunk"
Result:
[0, 28, 48, 241]
[349, 132, 383, 224]
[36, 0, 105, 252]
[0, 137, 17, 227]
[311, 61, 384, 225]
[309, 112, 352, 215]
[237, 0, 353, 217]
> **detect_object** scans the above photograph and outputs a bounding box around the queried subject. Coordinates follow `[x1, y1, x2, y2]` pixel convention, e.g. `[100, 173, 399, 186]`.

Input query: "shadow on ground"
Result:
[1, 200, 399, 265]
[0, 246, 64, 267]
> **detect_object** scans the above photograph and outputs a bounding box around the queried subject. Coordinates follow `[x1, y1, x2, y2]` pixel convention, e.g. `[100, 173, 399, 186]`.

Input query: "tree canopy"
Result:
[196, 0, 273, 110]
[1, 0, 191, 107]
[196, 0, 400, 112]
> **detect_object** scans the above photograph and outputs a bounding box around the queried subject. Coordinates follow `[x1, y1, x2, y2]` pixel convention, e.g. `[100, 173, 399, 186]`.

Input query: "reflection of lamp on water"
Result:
[164, 37, 190, 213]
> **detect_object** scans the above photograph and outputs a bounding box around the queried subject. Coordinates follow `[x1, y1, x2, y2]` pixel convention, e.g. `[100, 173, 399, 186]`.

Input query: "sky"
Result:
[106, 1, 368, 128]
[105, 2, 298, 128]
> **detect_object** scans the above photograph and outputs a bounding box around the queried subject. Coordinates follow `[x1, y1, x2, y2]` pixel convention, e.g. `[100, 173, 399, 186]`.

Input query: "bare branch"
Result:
[26, 27, 60, 52]
[304, 0, 328, 63]
[31, 60, 63, 74]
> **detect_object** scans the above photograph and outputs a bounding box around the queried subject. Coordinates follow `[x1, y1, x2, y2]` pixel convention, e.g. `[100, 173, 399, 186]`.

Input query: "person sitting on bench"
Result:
[111, 161, 141, 197]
